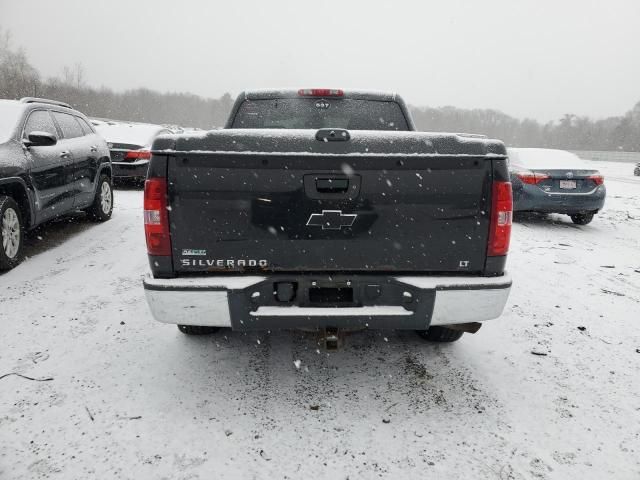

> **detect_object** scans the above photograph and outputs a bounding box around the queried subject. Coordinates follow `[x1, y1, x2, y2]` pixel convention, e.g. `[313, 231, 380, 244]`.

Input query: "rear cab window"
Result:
[231, 98, 410, 130]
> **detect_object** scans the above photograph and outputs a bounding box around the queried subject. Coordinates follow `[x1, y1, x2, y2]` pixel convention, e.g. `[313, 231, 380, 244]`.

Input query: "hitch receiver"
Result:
[321, 327, 342, 350]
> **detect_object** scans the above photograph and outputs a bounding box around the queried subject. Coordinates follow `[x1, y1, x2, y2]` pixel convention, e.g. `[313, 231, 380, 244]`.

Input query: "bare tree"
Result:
[73, 62, 84, 89]
[0, 26, 11, 55]
[62, 65, 74, 85]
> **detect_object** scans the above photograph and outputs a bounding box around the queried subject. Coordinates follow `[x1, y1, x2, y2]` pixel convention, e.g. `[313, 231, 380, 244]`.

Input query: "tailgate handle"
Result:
[315, 177, 349, 193]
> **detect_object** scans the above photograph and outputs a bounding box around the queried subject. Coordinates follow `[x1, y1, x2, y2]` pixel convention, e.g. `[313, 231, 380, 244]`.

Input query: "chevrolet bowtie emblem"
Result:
[306, 210, 357, 230]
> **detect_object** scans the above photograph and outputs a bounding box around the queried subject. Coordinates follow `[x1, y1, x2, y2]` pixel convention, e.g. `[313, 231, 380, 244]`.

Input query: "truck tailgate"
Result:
[167, 152, 493, 274]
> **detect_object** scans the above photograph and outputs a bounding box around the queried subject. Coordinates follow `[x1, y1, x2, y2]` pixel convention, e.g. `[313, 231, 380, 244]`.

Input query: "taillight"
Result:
[488, 181, 513, 257]
[588, 174, 604, 185]
[514, 171, 549, 184]
[144, 177, 171, 256]
[125, 149, 151, 160]
[298, 88, 344, 97]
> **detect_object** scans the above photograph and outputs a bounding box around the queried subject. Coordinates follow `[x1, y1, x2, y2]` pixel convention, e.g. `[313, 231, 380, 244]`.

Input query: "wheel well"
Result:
[97, 165, 112, 188]
[100, 162, 112, 179]
[0, 182, 33, 228]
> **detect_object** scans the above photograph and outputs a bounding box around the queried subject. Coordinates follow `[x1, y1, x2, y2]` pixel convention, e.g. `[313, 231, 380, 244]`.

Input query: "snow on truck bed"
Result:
[0, 161, 638, 479]
[151, 128, 508, 157]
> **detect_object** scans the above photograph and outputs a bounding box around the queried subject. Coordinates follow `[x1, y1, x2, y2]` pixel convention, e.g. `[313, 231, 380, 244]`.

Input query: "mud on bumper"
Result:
[143, 273, 512, 331]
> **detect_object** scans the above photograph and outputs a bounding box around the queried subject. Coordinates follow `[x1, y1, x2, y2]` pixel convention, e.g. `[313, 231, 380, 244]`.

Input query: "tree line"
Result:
[0, 28, 233, 128]
[1, 27, 639, 151]
[411, 105, 640, 151]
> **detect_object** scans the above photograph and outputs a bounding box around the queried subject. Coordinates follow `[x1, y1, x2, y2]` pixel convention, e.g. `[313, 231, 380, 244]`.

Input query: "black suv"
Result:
[0, 98, 112, 270]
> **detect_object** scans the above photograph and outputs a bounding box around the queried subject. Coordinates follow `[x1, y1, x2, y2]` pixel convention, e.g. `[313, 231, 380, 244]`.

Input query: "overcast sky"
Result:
[1, 0, 639, 122]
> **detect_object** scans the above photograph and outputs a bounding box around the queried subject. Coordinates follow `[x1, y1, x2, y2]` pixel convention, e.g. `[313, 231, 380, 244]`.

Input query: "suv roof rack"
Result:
[455, 133, 488, 139]
[20, 97, 72, 109]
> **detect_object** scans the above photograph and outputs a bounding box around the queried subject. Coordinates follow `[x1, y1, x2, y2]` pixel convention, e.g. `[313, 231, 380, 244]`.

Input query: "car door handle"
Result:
[90, 145, 98, 152]
[60, 151, 70, 158]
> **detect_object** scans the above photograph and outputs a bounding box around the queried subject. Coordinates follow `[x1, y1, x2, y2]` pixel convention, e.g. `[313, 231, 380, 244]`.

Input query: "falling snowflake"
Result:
[341, 163, 354, 175]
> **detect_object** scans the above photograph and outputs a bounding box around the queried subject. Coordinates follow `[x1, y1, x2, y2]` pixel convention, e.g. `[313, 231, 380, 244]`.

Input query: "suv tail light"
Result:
[488, 181, 513, 257]
[298, 88, 344, 97]
[125, 149, 151, 160]
[514, 171, 549, 184]
[144, 177, 171, 256]
[588, 174, 604, 185]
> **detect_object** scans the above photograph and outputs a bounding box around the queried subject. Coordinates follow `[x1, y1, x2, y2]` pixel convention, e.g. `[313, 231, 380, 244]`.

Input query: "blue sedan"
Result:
[508, 148, 606, 225]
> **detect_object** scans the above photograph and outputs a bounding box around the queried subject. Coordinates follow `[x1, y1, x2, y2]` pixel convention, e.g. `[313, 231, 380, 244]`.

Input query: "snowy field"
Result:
[0, 162, 638, 480]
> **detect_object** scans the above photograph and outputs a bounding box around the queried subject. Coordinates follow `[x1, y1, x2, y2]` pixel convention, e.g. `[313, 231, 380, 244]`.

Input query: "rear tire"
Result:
[0, 196, 24, 271]
[87, 175, 113, 222]
[570, 212, 594, 225]
[177, 325, 220, 335]
[416, 326, 464, 343]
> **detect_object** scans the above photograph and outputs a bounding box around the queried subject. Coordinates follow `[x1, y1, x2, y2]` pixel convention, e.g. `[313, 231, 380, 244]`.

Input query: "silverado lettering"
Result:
[181, 259, 268, 267]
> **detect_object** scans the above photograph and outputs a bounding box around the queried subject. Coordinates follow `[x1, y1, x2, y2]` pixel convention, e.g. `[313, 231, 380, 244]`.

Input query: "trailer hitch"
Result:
[320, 327, 344, 350]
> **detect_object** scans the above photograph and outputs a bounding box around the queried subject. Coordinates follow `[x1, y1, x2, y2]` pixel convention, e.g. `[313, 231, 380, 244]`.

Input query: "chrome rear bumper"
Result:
[143, 273, 512, 330]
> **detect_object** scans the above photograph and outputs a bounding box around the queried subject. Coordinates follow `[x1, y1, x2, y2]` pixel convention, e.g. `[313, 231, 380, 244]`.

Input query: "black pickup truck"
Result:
[142, 89, 513, 343]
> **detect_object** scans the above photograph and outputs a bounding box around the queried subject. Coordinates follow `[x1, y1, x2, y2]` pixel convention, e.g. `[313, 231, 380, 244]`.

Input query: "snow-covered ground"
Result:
[1, 162, 638, 479]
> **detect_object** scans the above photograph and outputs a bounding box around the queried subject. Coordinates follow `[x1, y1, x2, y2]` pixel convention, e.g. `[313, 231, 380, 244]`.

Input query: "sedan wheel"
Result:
[570, 212, 594, 225]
